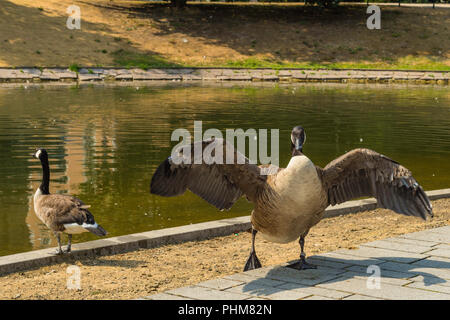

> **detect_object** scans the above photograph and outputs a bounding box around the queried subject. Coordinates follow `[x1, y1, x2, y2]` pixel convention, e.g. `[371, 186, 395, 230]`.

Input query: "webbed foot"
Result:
[244, 251, 262, 271]
[289, 259, 317, 270]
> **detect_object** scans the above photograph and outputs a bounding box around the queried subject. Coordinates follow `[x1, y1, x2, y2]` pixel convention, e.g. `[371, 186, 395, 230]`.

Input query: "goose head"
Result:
[290, 125, 306, 155]
[33, 148, 48, 161]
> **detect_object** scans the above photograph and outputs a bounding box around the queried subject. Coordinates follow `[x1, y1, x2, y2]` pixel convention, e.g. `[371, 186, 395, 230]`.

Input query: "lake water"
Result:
[0, 82, 449, 256]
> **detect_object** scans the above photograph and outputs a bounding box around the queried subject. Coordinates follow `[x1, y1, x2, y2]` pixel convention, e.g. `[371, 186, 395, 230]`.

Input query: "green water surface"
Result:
[0, 82, 449, 256]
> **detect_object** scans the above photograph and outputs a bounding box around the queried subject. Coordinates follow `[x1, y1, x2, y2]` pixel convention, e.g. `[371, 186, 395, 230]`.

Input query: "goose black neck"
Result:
[39, 156, 50, 195]
[291, 143, 303, 156]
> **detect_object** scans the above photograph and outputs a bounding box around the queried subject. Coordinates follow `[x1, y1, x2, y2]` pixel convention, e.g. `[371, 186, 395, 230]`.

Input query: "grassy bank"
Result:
[1, 1, 449, 70]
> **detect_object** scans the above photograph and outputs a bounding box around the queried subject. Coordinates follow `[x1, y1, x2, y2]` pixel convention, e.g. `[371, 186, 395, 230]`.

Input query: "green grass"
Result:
[222, 57, 450, 71]
[69, 64, 80, 73]
[109, 50, 449, 72]
[111, 49, 179, 69]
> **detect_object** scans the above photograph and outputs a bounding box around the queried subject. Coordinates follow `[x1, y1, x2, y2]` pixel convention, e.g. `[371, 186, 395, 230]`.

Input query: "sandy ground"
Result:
[0, 0, 449, 68]
[0, 198, 448, 300]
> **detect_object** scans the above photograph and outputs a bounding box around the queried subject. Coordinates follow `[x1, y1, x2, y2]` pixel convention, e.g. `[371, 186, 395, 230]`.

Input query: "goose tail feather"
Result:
[86, 224, 107, 236]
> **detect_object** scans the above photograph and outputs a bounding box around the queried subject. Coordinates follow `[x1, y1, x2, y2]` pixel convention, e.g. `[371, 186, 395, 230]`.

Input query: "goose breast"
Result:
[253, 155, 328, 243]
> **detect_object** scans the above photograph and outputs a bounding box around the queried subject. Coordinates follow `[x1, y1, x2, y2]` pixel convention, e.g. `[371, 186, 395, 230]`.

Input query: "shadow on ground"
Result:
[240, 255, 450, 298]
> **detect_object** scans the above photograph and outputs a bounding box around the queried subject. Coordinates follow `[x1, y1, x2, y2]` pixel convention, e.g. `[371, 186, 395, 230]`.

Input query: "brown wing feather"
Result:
[150, 138, 269, 210]
[37, 194, 96, 231]
[320, 148, 432, 220]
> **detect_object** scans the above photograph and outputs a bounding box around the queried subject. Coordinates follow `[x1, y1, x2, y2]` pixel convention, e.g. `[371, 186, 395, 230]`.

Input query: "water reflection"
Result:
[0, 82, 449, 256]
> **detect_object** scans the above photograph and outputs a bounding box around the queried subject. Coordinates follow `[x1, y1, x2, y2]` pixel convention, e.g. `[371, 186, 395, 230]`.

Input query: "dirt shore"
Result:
[1, 0, 449, 69]
[0, 198, 448, 300]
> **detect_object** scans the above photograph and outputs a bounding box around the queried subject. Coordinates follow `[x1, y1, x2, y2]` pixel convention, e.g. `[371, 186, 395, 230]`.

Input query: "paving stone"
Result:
[0, 69, 33, 80]
[301, 295, 335, 300]
[422, 248, 450, 259]
[426, 225, 450, 233]
[401, 229, 450, 244]
[382, 237, 439, 247]
[306, 256, 353, 270]
[336, 271, 412, 286]
[223, 273, 261, 283]
[314, 252, 386, 267]
[115, 74, 133, 80]
[410, 256, 450, 269]
[145, 292, 193, 300]
[40, 71, 60, 80]
[227, 74, 253, 81]
[166, 68, 194, 75]
[226, 282, 309, 299]
[276, 70, 292, 77]
[234, 277, 287, 288]
[318, 277, 450, 300]
[432, 244, 450, 250]
[345, 265, 416, 280]
[113, 70, 133, 80]
[252, 75, 279, 81]
[378, 261, 450, 281]
[408, 275, 450, 287]
[226, 282, 286, 297]
[79, 73, 102, 81]
[55, 70, 77, 80]
[19, 68, 42, 81]
[360, 239, 432, 254]
[243, 265, 345, 286]
[277, 282, 349, 299]
[167, 285, 250, 300]
[343, 294, 382, 300]
[392, 72, 410, 80]
[264, 290, 312, 300]
[320, 73, 344, 81]
[406, 281, 450, 294]
[181, 74, 203, 80]
[197, 69, 223, 79]
[429, 226, 450, 236]
[197, 278, 246, 290]
[290, 71, 307, 79]
[216, 75, 232, 80]
[335, 246, 428, 264]
[132, 71, 181, 80]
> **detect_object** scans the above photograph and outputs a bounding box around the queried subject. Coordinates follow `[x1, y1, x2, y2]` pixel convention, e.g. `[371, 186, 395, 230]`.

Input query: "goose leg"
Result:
[54, 232, 64, 255]
[291, 232, 316, 270]
[243, 227, 262, 271]
[65, 234, 72, 253]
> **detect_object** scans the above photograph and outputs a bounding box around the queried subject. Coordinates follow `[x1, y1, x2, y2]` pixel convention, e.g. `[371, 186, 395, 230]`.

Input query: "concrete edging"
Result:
[0, 68, 449, 84]
[0, 188, 449, 275]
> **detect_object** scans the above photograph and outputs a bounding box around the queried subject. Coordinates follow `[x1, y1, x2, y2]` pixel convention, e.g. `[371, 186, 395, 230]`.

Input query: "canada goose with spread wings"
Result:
[32, 148, 107, 254]
[150, 126, 432, 271]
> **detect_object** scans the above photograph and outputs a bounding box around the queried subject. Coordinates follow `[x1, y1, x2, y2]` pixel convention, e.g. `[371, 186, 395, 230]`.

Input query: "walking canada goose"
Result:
[32, 148, 107, 254]
[150, 126, 432, 271]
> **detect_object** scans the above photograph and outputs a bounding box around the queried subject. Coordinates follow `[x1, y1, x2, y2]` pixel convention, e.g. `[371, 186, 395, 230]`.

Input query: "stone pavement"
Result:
[0, 68, 449, 84]
[141, 225, 450, 300]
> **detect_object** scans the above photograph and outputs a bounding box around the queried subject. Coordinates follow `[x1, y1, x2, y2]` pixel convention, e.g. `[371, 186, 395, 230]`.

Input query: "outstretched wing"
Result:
[320, 148, 432, 220]
[150, 138, 269, 210]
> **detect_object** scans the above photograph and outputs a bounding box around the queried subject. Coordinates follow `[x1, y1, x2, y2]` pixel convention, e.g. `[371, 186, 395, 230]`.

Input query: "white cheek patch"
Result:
[35, 150, 42, 158]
